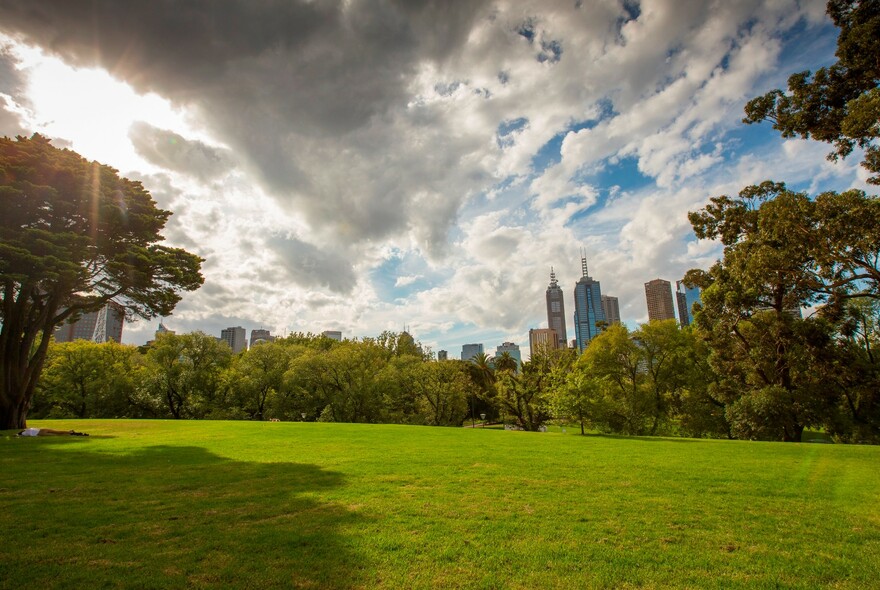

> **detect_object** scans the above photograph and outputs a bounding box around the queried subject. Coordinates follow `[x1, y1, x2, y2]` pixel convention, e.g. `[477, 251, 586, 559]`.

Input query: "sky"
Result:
[0, 0, 872, 359]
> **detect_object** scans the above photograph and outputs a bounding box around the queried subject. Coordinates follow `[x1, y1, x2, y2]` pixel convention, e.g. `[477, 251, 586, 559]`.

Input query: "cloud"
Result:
[0, 42, 30, 136]
[266, 235, 357, 295]
[129, 122, 233, 181]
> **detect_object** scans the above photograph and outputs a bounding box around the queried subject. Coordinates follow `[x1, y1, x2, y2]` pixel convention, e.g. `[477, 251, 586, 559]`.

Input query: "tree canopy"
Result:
[743, 0, 880, 183]
[0, 134, 203, 429]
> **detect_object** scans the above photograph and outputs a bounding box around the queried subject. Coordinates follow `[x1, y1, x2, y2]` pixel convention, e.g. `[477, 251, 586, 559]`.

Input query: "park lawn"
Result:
[1, 421, 878, 589]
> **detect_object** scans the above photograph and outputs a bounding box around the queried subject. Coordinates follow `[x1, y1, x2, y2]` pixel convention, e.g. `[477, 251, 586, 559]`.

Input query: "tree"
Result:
[687, 183, 839, 441]
[0, 135, 203, 428]
[33, 340, 140, 418]
[496, 349, 558, 431]
[574, 323, 654, 435]
[140, 332, 231, 419]
[227, 341, 291, 420]
[743, 0, 880, 183]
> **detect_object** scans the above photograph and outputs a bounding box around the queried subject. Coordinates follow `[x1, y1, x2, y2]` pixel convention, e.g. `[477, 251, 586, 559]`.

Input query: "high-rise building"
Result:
[250, 328, 276, 346]
[529, 328, 558, 357]
[573, 255, 605, 352]
[676, 290, 690, 325]
[495, 342, 522, 370]
[437, 350, 448, 361]
[322, 330, 342, 341]
[461, 343, 484, 362]
[545, 268, 568, 349]
[645, 279, 675, 321]
[676, 280, 702, 325]
[54, 302, 124, 343]
[220, 326, 247, 353]
[601, 295, 621, 325]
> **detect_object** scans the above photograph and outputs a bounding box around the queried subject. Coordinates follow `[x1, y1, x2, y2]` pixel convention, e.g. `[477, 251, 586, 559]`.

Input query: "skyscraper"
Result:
[250, 328, 276, 346]
[495, 342, 522, 370]
[545, 267, 568, 349]
[528, 328, 558, 357]
[573, 254, 605, 353]
[54, 302, 124, 343]
[676, 280, 702, 325]
[220, 326, 247, 353]
[676, 289, 690, 325]
[601, 295, 620, 325]
[645, 279, 675, 321]
[461, 343, 484, 361]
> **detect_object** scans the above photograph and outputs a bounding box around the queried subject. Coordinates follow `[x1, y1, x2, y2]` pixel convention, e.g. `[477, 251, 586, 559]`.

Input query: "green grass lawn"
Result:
[2, 420, 878, 589]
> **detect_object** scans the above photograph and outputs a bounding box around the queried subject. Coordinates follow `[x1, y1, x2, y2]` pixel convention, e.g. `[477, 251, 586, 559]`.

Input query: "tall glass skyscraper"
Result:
[545, 267, 568, 349]
[573, 255, 605, 353]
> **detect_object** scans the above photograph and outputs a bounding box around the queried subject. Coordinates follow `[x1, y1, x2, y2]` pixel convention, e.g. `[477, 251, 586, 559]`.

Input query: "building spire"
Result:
[549, 266, 558, 288]
[580, 248, 589, 277]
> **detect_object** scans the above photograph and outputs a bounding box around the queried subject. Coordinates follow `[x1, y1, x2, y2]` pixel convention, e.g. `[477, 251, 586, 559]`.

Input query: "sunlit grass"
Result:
[2, 420, 878, 589]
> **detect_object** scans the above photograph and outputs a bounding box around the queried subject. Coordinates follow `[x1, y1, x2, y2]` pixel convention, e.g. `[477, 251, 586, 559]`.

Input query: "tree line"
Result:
[29, 306, 880, 444]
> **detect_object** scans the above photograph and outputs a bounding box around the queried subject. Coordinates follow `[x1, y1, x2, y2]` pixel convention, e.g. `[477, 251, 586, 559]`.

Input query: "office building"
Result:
[461, 343, 484, 362]
[437, 350, 448, 361]
[573, 255, 605, 352]
[545, 267, 568, 349]
[322, 330, 342, 341]
[220, 326, 247, 354]
[676, 290, 690, 325]
[54, 302, 124, 343]
[676, 280, 702, 325]
[495, 342, 522, 370]
[250, 328, 276, 346]
[601, 295, 621, 325]
[645, 279, 675, 321]
[529, 328, 558, 357]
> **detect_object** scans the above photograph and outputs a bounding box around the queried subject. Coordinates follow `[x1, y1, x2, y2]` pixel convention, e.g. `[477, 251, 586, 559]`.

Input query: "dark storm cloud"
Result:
[0, 44, 29, 136]
[267, 235, 357, 295]
[129, 122, 232, 181]
[0, 0, 491, 244]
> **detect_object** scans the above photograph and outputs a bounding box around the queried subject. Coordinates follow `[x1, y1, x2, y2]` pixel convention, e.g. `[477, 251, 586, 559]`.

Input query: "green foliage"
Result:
[0, 134, 203, 429]
[32, 340, 142, 419]
[743, 0, 880, 183]
[686, 181, 880, 441]
[139, 332, 232, 419]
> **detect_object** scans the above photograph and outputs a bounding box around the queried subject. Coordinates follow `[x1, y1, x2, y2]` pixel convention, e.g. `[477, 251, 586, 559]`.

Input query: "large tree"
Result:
[0, 134, 203, 429]
[743, 0, 880, 183]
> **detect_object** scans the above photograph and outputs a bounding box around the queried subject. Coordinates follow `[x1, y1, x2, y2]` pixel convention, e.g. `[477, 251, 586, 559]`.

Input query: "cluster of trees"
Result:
[33, 306, 877, 444]
[30, 331, 477, 427]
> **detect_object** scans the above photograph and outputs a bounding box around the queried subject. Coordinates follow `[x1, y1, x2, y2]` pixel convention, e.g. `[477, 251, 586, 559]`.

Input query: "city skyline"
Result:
[0, 2, 868, 360]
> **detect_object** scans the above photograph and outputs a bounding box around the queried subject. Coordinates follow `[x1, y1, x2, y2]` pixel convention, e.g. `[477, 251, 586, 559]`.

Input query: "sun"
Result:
[8, 38, 191, 174]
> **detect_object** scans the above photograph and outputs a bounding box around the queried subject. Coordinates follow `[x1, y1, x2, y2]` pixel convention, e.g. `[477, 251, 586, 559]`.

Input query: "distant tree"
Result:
[0, 135, 203, 429]
[494, 351, 518, 374]
[33, 340, 140, 418]
[286, 340, 389, 423]
[228, 341, 291, 420]
[408, 360, 471, 426]
[743, 0, 880, 183]
[140, 332, 231, 419]
[496, 349, 558, 431]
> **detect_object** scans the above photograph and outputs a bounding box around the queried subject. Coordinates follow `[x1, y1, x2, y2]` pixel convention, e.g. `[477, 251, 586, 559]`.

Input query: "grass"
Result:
[2, 420, 879, 589]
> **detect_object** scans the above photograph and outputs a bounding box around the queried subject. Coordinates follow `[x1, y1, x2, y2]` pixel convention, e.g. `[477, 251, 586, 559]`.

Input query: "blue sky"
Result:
[0, 0, 870, 359]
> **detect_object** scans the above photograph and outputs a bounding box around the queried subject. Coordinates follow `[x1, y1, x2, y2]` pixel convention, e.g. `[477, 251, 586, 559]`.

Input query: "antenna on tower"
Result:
[549, 266, 557, 287]
[580, 248, 589, 277]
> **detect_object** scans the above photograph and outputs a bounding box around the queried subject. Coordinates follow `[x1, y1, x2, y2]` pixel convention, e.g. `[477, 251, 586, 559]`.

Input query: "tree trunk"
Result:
[0, 391, 30, 430]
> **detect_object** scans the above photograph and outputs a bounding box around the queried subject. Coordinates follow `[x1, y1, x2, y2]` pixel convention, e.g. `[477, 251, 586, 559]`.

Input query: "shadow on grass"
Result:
[0, 442, 367, 589]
